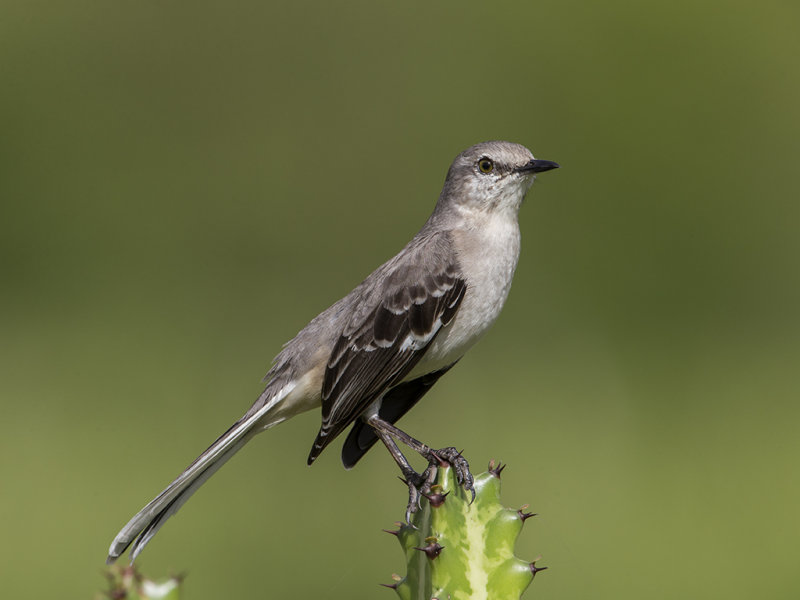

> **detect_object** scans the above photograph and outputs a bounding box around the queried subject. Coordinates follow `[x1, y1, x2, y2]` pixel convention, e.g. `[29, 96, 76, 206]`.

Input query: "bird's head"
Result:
[438, 141, 559, 216]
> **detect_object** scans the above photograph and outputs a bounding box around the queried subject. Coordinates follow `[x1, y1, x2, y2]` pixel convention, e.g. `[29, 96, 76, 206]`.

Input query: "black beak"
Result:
[515, 159, 560, 174]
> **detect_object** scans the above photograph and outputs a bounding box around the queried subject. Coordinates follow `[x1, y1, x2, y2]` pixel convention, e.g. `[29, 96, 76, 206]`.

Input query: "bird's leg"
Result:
[372, 426, 428, 521]
[367, 416, 475, 504]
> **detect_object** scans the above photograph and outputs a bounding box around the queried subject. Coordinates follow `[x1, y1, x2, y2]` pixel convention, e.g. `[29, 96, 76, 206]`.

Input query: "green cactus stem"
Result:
[384, 461, 545, 600]
[101, 565, 182, 600]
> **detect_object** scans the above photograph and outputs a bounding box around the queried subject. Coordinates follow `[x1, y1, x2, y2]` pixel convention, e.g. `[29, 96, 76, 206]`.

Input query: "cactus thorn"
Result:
[422, 489, 449, 507]
[488, 461, 506, 478]
[380, 573, 403, 590]
[518, 505, 538, 522]
[530, 563, 548, 577]
[530, 556, 548, 577]
[382, 528, 400, 536]
[413, 540, 444, 559]
[433, 453, 449, 468]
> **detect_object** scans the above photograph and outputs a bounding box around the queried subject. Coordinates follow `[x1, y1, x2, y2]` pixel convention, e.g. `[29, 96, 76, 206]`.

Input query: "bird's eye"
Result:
[478, 158, 494, 174]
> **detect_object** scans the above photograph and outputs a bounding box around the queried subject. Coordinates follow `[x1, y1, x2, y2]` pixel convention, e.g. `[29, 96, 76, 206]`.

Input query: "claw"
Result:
[422, 463, 437, 487]
[399, 468, 428, 523]
[424, 446, 475, 502]
[386, 438, 476, 519]
[405, 484, 420, 523]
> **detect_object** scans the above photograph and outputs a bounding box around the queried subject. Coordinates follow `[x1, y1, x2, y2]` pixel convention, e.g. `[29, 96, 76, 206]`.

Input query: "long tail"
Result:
[106, 385, 294, 564]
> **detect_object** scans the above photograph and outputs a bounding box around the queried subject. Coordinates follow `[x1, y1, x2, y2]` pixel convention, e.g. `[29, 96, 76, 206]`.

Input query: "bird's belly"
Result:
[406, 219, 521, 379]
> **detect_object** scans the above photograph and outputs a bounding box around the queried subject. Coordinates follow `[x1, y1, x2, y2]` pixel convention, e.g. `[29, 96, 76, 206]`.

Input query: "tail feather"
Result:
[127, 435, 249, 562]
[107, 385, 294, 564]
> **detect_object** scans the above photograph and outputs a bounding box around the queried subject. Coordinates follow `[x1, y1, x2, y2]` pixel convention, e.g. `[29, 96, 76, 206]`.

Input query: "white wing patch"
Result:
[399, 317, 444, 351]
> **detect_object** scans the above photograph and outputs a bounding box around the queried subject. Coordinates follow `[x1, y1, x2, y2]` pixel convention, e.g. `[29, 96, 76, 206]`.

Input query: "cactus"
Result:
[383, 461, 545, 600]
[100, 565, 182, 600]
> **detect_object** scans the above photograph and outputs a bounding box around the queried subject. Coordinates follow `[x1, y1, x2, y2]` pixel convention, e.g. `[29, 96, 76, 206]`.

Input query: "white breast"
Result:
[407, 213, 521, 378]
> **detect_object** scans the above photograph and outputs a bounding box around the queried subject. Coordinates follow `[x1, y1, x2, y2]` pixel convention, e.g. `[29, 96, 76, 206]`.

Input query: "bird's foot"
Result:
[426, 446, 475, 503]
[400, 465, 437, 523]
[398, 448, 475, 522]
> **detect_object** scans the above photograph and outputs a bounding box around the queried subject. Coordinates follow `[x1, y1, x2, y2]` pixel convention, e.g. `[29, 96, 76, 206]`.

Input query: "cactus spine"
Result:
[384, 462, 545, 600]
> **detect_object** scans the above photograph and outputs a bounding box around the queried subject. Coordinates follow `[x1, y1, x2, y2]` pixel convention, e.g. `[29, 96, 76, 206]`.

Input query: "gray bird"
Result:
[107, 140, 559, 563]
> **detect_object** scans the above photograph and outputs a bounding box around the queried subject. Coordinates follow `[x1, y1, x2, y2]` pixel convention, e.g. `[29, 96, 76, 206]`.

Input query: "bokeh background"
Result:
[2, 1, 798, 598]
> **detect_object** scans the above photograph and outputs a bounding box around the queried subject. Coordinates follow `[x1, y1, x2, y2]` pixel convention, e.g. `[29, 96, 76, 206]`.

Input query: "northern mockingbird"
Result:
[107, 140, 559, 563]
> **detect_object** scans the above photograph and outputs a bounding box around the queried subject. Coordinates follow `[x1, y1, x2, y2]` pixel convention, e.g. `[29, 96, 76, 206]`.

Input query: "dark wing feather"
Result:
[307, 237, 466, 464]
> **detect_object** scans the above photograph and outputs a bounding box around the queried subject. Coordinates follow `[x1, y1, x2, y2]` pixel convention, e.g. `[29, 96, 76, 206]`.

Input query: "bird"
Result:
[106, 140, 559, 564]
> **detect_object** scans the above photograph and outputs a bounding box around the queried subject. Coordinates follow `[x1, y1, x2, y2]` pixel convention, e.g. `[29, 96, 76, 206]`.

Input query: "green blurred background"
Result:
[2, 0, 798, 598]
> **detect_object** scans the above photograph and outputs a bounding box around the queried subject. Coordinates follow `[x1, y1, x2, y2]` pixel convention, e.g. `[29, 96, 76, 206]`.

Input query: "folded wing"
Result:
[307, 233, 466, 464]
